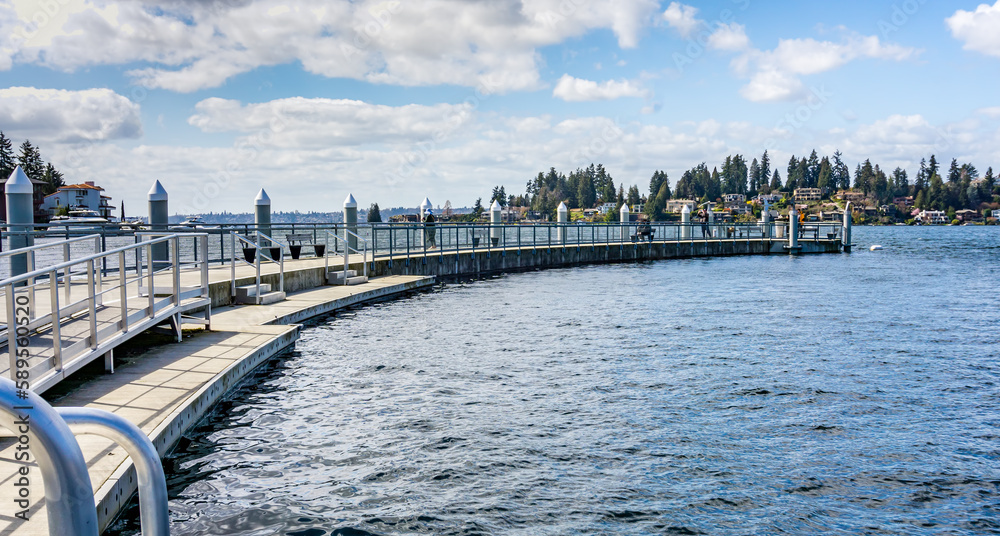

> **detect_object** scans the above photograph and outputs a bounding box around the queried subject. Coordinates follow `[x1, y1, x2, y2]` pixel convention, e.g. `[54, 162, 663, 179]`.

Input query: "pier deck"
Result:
[0, 274, 434, 535]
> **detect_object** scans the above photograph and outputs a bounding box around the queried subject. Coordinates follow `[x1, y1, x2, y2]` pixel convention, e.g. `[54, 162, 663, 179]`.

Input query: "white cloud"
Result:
[737, 33, 917, 102]
[0, 87, 142, 143]
[662, 2, 700, 38]
[976, 106, 1000, 118]
[187, 97, 474, 148]
[707, 23, 750, 52]
[946, 1, 1000, 58]
[2, 0, 662, 93]
[552, 74, 649, 102]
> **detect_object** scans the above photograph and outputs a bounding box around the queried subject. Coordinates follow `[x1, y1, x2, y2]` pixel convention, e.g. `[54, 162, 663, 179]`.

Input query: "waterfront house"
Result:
[754, 193, 782, 205]
[992, 209, 1000, 220]
[836, 190, 867, 204]
[723, 193, 746, 206]
[955, 209, 982, 223]
[597, 202, 617, 215]
[665, 199, 696, 213]
[917, 210, 948, 224]
[42, 181, 113, 218]
[893, 196, 914, 207]
[794, 188, 823, 201]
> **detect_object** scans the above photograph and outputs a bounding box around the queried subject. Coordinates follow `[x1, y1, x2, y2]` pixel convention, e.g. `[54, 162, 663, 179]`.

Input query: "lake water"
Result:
[117, 226, 999, 535]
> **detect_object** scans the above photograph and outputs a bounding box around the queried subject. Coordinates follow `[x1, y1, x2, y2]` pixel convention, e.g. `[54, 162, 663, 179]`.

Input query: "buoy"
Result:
[870, 245, 883, 251]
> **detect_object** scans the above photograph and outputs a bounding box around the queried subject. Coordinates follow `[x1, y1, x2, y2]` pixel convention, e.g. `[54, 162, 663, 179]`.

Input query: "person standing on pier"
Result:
[699, 209, 710, 238]
[424, 210, 437, 249]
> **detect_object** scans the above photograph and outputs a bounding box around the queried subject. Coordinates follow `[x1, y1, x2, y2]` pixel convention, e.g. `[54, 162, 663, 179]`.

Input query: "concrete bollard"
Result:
[490, 200, 501, 246]
[254, 188, 271, 243]
[707, 207, 715, 238]
[843, 202, 852, 252]
[620, 203, 630, 240]
[5, 166, 34, 279]
[557, 201, 568, 244]
[147, 180, 169, 269]
[344, 193, 358, 251]
[681, 204, 691, 239]
[789, 206, 799, 251]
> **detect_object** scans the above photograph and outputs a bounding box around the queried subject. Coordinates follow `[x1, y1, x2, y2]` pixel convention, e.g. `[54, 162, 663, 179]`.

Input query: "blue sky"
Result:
[1, 0, 999, 214]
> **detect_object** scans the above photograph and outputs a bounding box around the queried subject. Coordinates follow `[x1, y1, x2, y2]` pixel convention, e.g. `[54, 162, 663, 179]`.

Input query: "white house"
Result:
[42, 182, 113, 218]
[992, 209, 1000, 220]
[597, 202, 617, 215]
[916, 210, 947, 224]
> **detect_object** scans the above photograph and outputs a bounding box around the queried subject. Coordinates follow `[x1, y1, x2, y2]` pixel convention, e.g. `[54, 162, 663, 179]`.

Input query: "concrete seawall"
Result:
[207, 239, 841, 307]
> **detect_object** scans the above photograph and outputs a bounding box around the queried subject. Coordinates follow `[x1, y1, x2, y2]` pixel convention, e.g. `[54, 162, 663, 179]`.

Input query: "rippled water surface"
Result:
[119, 226, 999, 535]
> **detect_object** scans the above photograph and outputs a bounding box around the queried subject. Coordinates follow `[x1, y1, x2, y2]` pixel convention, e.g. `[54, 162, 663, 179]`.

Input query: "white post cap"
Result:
[5, 166, 33, 194]
[255, 188, 271, 206]
[420, 197, 432, 210]
[147, 180, 168, 201]
[557, 201, 568, 213]
[620, 203, 630, 214]
[681, 204, 691, 214]
[490, 199, 501, 212]
[343, 193, 357, 208]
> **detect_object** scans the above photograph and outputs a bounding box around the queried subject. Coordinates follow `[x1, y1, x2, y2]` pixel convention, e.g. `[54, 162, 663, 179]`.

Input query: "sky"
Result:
[1, 0, 999, 215]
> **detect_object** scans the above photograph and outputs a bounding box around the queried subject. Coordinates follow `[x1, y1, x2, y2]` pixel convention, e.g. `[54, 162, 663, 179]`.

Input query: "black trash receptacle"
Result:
[313, 244, 326, 257]
[289, 245, 302, 259]
[242, 247, 257, 264]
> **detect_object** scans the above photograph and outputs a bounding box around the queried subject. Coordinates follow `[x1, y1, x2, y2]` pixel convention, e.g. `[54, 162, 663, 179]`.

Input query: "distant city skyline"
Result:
[1, 0, 999, 213]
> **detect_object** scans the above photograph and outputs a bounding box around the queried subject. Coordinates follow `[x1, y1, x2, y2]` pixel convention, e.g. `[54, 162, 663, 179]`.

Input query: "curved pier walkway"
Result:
[0, 274, 433, 535]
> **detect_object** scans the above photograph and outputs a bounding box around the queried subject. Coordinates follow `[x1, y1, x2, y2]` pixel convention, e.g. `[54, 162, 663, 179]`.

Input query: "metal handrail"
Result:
[58, 407, 169, 536]
[0, 377, 100, 536]
[229, 231, 284, 304]
[2, 233, 211, 393]
[323, 228, 369, 284]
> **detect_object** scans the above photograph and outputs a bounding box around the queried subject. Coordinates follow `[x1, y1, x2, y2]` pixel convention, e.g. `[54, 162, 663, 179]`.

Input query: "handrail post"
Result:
[119, 252, 128, 334]
[51, 269, 63, 369]
[87, 259, 98, 350]
[0, 378, 101, 535]
[201, 235, 209, 299]
[230, 232, 236, 302]
[171, 236, 180, 307]
[58, 407, 171, 536]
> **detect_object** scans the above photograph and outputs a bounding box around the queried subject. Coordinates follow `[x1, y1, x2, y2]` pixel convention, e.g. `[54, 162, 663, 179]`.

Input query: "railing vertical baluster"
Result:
[201, 236, 209, 299]
[7, 284, 18, 381]
[50, 270, 62, 370]
[172, 237, 180, 307]
[146, 243, 154, 314]
[87, 259, 97, 350]
[119, 251, 128, 334]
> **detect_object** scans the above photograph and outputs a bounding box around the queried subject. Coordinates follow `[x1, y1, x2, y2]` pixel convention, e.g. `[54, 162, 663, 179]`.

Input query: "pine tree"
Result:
[367, 203, 382, 222]
[759, 150, 771, 188]
[947, 158, 961, 183]
[770, 170, 782, 192]
[749, 158, 760, 195]
[626, 185, 641, 206]
[17, 140, 44, 182]
[41, 163, 64, 196]
[0, 131, 15, 181]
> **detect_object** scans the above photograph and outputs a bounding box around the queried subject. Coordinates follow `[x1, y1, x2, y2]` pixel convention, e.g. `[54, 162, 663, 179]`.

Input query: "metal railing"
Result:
[1, 233, 211, 393]
[323, 228, 369, 284]
[229, 231, 284, 304]
[3, 220, 845, 279]
[0, 377, 169, 536]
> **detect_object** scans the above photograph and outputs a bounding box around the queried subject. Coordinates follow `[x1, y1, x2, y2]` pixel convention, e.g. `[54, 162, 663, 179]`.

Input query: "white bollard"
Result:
[843, 202, 852, 252]
[789, 206, 799, 250]
[255, 188, 271, 242]
[557, 201, 568, 244]
[490, 200, 501, 246]
[148, 180, 169, 269]
[5, 166, 34, 278]
[620, 203, 630, 240]
[681, 204, 691, 239]
[761, 200, 771, 238]
[344, 194, 358, 251]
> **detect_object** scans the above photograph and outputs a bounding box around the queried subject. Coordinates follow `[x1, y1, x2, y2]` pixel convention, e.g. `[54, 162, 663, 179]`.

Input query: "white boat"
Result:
[49, 210, 109, 229]
[170, 216, 218, 230]
[870, 245, 883, 251]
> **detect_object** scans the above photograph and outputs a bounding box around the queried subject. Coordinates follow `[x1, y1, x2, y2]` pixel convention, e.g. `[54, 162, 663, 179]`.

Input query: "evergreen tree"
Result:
[947, 158, 961, 183]
[914, 158, 928, 194]
[806, 150, 820, 188]
[984, 167, 995, 197]
[927, 155, 939, 179]
[759, 150, 771, 192]
[472, 197, 485, 219]
[648, 170, 669, 200]
[626, 185, 641, 206]
[831, 150, 849, 191]
[817, 156, 832, 191]
[891, 168, 908, 198]
[367, 203, 382, 222]
[41, 163, 64, 196]
[749, 158, 760, 195]
[770, 170, 782, 192]
[576, 170, 596, 208]
[0, 131, 15, 181]
[17, 140, 44, 182]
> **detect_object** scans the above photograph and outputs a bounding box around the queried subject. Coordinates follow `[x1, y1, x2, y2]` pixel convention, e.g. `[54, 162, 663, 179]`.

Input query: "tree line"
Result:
[499, 149, 998, 221]
[0, 132, 67, 195]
